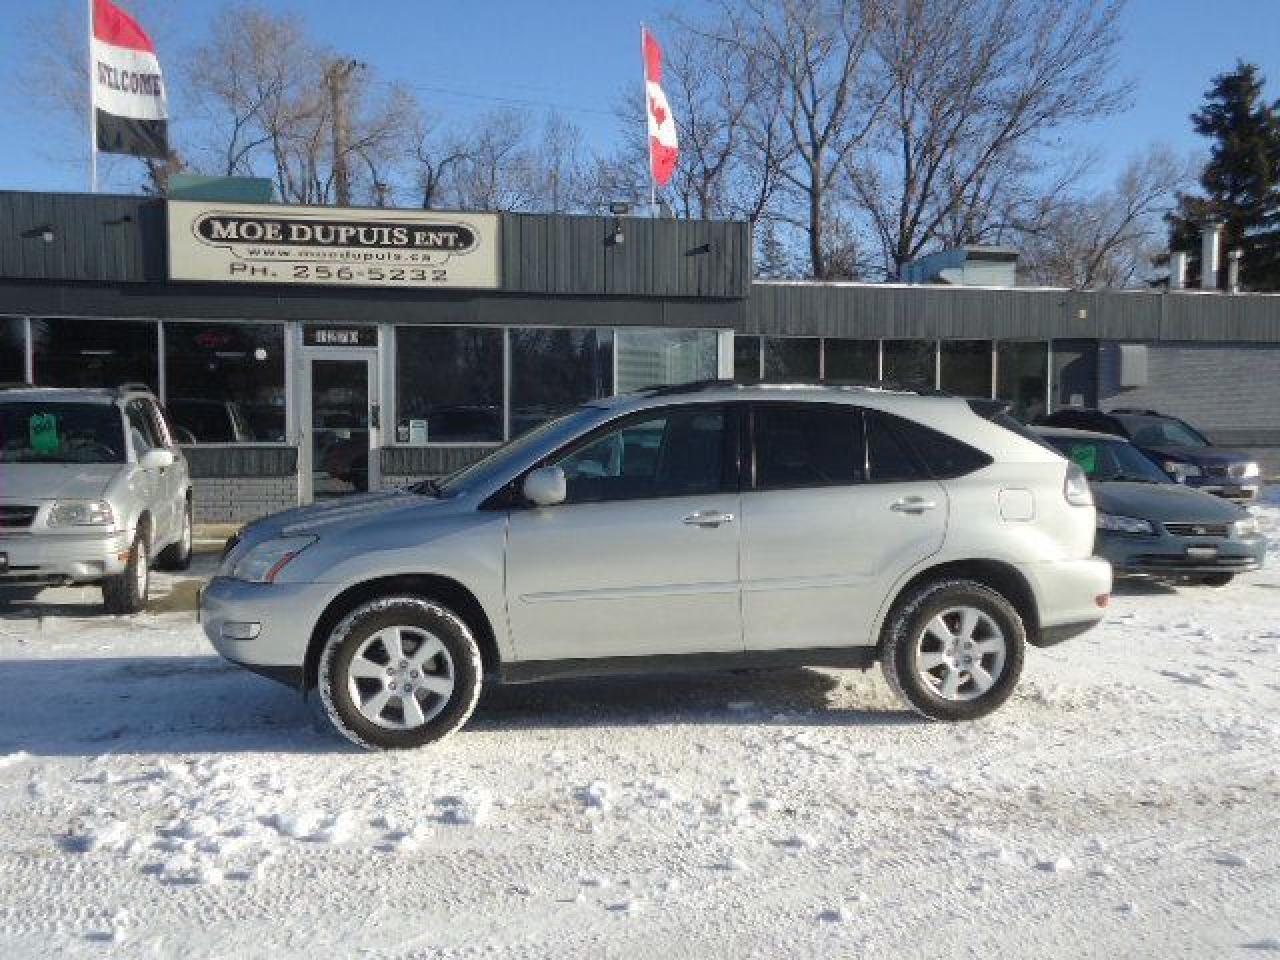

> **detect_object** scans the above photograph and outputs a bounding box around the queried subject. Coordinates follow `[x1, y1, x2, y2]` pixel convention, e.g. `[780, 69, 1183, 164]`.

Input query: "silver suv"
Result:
[202, 384, 1111, 750]
[0, 385, 193, 613]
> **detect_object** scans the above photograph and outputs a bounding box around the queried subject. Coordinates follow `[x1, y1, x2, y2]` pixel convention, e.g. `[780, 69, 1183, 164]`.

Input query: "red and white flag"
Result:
[92, 0, 168, 159]
[642, 27, 678, 187]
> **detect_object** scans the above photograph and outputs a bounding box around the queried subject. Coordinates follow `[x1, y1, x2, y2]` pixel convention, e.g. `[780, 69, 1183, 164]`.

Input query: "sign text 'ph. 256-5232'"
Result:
[167, 201, 500, 289]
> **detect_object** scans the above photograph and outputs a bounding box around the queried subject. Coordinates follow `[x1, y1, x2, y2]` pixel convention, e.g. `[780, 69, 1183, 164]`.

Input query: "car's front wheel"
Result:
[102, 530, 150, 615]
[881, 579, 1026, 721]
[318, 596, 483, 750]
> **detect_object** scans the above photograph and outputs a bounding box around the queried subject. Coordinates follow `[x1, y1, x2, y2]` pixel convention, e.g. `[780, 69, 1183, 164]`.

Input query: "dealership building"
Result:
[3, 189, 1280, 523]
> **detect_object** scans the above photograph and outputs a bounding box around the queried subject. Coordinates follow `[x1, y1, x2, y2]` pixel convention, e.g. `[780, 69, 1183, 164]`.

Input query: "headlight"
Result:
[1241, 462, 1261, 479]
[1162, 461, 1202, 480]
[1097, 513, 1154, 535]
[48, 500, 114, 527]
[229, 536, 316, 583]
[1231, 517, 1259, 537]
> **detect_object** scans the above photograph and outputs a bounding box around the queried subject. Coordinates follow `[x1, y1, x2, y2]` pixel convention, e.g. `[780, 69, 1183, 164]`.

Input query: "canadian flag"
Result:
[642, 27, 678, 187]
[92, 0, 169, 159]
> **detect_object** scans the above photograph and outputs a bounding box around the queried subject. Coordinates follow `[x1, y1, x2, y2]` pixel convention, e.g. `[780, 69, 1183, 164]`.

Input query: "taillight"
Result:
[1063, 463, 1093, 507]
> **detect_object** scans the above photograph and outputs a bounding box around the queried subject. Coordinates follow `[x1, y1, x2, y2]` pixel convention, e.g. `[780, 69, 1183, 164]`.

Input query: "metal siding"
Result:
[380, 445, 489, 476]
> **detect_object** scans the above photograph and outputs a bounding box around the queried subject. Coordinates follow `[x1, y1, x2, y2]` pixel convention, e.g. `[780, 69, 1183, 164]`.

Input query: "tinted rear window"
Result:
[894, 416, 993, 479]
[865, 411, 929, 482]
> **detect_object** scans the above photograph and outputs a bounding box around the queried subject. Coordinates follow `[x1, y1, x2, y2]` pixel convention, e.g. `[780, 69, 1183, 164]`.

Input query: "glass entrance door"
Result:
[309, 357, 378, 499]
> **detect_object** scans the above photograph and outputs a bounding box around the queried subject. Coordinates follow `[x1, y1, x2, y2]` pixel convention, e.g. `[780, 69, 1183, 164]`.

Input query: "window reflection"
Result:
[396, 327, 503, 443]
[32, 317, 157, 392]
[165, 323, 285, 443]
[510, 328, 613, 437]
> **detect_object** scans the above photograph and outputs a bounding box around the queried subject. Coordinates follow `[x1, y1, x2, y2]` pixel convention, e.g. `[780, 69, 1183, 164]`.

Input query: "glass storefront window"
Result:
[615, 330, 719, 394]
[823, 339, 878, 384]
[997, 341, 1049, 422]
[939, 340, 993, 398]
[1052, 339, 1098, 410]
[763, 337, 819, 382]
[1, 318, 24, 382]
[883, 340, 937, 389]
[734, 335, 761, 383]
[164, 323, 286, 443]
[31, 317, 157, 392]
[396, 327, 503, 443]
[510, 328, 613, 437]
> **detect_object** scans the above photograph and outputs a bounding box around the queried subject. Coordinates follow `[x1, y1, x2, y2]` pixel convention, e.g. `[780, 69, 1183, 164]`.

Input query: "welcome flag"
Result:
[642, 27, 678, 188]
[92, 0, 168, 158]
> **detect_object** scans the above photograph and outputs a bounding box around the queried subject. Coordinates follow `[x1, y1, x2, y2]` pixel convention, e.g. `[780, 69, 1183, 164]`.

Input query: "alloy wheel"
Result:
[915, 605, 1007, 701]
[346, 625, 456, 730]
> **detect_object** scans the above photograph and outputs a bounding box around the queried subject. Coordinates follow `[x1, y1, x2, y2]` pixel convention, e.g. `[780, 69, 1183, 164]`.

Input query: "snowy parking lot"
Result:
[1, 516, 1279, 958]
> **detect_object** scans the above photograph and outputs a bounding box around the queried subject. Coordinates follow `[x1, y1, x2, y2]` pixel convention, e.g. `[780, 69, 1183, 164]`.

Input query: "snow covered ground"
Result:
[2, 513, 1279, 958]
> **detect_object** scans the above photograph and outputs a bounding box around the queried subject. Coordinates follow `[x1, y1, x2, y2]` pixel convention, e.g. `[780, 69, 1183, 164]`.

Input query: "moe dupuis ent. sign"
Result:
[167, 200, 500, 290]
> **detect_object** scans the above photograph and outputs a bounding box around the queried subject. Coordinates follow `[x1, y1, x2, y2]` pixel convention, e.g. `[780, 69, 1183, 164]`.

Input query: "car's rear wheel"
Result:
[102, 530, 149, 615]
[156, 500, 193, 571]
[318, 596, 483, 750]
[1199, 573, 1234, 587]
[881, 579, 1025, 721]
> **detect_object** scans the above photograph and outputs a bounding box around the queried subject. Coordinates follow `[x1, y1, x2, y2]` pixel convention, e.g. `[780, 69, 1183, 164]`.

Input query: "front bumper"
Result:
[0, 530, 131, 585]
[1097, 530, 1266, 576]
[200, 575, 333, 688]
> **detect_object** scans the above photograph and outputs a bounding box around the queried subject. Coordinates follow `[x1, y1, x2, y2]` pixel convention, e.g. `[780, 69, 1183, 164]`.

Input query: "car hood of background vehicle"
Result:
[1140, 444, 1254, 467]
[0, 463, 120, 502]
[1093, 481, 1245, 524]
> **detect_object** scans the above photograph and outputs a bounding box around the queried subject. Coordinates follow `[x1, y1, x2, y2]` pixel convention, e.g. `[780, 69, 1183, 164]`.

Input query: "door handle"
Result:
[682, 510, 735, 528]
[890, 497, 937, 514]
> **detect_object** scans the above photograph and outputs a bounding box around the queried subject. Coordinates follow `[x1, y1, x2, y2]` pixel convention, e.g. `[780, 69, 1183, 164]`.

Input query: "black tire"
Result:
[102, 531, 150, 615]
[318, 596, 483, 750]
[881, 579, 1026, 722]
[1200, 573, 1234, 587]
[156, 500, 193, 572]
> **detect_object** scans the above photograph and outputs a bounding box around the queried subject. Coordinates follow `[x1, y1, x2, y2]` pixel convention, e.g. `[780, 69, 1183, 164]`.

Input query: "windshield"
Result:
[431, 407, 604, 498]
[1116, 415, 1207, 448]
[0, 402, 126, 464]
[1045, 435, 1170, 484]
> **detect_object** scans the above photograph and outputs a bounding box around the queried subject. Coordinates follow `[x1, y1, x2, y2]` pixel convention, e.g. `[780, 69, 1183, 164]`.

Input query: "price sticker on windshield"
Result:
[28, 413, 60, 454]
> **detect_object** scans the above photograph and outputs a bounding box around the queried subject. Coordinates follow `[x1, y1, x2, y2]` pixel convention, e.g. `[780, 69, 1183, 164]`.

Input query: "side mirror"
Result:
[140, 448, 175, 470]
[522, 466, 566, 507]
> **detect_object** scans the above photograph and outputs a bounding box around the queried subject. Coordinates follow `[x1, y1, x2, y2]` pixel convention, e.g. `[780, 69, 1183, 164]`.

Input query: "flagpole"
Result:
[87, 0, 97, 192]
[640, 23, 655, 216]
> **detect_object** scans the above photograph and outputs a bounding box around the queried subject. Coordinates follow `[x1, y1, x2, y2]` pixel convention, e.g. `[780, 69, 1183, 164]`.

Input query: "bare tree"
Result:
[712, 0, 888, 278]
[852, 0, 1129, 278]
[1019, 148, 1191, 288]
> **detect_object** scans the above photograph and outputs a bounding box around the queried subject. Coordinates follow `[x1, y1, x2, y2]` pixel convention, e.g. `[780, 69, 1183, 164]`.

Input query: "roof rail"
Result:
[1108, 407, 1161, 416]
[632, 378, 956, 398]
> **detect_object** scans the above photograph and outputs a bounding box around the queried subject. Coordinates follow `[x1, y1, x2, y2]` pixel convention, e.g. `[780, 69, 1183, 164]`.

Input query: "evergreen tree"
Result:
[1167, 62, 1280, 290]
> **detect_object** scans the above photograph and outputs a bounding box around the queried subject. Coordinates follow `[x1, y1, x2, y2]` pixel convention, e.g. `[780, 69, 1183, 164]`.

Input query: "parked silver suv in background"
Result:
[0, 385, 193, 613]
[203, 383, 1112, 750]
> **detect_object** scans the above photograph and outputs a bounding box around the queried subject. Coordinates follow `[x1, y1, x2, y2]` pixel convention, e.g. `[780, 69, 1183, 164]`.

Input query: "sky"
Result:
[2, 0, 1279, 195]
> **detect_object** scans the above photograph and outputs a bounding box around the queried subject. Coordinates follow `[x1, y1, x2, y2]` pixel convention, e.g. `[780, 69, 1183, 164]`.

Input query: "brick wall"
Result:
[192, 475, 299, 524]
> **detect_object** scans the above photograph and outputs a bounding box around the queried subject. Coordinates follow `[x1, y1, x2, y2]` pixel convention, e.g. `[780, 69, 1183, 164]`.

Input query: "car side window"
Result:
[880, 413, 992, 479]
[865, 410, 930, 483]
[125, 400, 162, 454]
[554, 407, 728, 504]
[753, 403, 863, 490]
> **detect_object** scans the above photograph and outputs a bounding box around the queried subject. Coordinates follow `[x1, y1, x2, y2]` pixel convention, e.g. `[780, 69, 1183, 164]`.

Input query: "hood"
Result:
[1139, 445, 1254, 466]
[0, 463, 121, 502]
[1092, 481, 1246, 524]
[239, 489, 464, 543]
